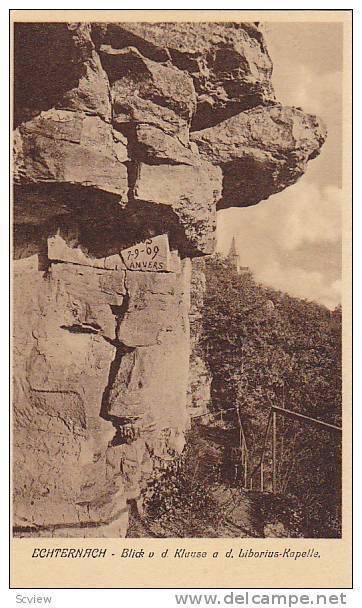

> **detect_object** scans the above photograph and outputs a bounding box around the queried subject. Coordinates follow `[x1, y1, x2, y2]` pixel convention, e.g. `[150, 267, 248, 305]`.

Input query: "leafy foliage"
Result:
[200, 255, 342, 537]
[142, 439, 221, 537]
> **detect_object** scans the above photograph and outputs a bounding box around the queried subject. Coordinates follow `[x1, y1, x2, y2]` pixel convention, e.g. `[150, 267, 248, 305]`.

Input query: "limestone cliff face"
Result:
[187, 259, 212, 420]
[13, 22, 326, 536]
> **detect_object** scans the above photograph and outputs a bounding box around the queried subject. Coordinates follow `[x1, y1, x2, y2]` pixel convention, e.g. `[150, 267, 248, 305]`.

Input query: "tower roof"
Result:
[228, 236, 238, 257]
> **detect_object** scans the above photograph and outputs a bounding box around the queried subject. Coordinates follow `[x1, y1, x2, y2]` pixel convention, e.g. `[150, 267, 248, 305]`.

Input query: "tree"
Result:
[200, 255, 342, 537]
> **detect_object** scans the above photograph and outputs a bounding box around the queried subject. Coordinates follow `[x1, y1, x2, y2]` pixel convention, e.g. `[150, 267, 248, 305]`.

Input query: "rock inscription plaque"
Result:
[121, 234, 174, 272]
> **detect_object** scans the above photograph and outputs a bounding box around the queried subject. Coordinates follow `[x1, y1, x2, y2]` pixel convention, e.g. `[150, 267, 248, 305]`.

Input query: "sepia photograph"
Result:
[11, 11, 348, 566]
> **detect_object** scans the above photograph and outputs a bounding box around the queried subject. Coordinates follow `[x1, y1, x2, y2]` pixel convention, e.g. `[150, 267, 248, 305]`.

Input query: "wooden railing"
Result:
[248, 405, 342, 493]
[192, 404, 341, 493]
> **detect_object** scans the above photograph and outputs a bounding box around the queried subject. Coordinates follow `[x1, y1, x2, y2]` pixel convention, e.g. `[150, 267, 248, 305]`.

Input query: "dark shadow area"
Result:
[99, 340, 132, 426]
[13, 182, 196, 260]
[91, 23, 169, 63]
[14, 23, 91, 128]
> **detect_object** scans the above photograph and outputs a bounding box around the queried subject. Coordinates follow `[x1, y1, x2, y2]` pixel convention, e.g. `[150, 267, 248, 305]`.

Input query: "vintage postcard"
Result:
[10, 9, 352, 589]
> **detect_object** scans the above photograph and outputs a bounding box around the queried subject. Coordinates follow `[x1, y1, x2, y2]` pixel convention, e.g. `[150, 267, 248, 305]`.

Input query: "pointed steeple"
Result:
[229, 236, 237, 256]
[227, 236, 250, 275]
[227, 236, 240, 272]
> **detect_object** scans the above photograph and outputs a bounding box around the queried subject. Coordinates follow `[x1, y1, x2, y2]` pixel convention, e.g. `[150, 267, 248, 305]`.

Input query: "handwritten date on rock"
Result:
[121, 234, 172, 272]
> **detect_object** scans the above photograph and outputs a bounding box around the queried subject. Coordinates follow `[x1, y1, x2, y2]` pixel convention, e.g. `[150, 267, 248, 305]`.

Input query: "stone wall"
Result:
[13, 22, 326, 536]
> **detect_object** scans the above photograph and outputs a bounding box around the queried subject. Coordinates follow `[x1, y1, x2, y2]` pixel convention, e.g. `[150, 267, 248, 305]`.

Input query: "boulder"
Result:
[13, 257, 125, 532]
[93, 22, 275, 129]
[14, 110, 128, 200]
[130, 124, 199, 166]
[133, 161, 222, 255]
[99, 45, 196, 143]
[191, 104, 327, 208]
[14, 23, 111, 125]
[117, 270, 181, 347]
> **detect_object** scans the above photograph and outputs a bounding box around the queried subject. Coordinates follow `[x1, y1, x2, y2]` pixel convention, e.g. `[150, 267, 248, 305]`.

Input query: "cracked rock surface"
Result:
[13, 21, 325, 537]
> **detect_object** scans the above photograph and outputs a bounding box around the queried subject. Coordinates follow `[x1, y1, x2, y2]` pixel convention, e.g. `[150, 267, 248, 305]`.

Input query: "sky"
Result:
[216, 22, 343, 309]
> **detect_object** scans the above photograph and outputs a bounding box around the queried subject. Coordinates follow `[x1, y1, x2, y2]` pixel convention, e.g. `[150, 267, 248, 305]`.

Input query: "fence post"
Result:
[272, 409, 277, 493]
[244, 448, 248, 488]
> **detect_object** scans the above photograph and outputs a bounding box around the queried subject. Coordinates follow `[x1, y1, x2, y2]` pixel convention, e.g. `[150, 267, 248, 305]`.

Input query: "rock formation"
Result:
[13, 21, 326, 536]
[187, 259, 212, 420]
